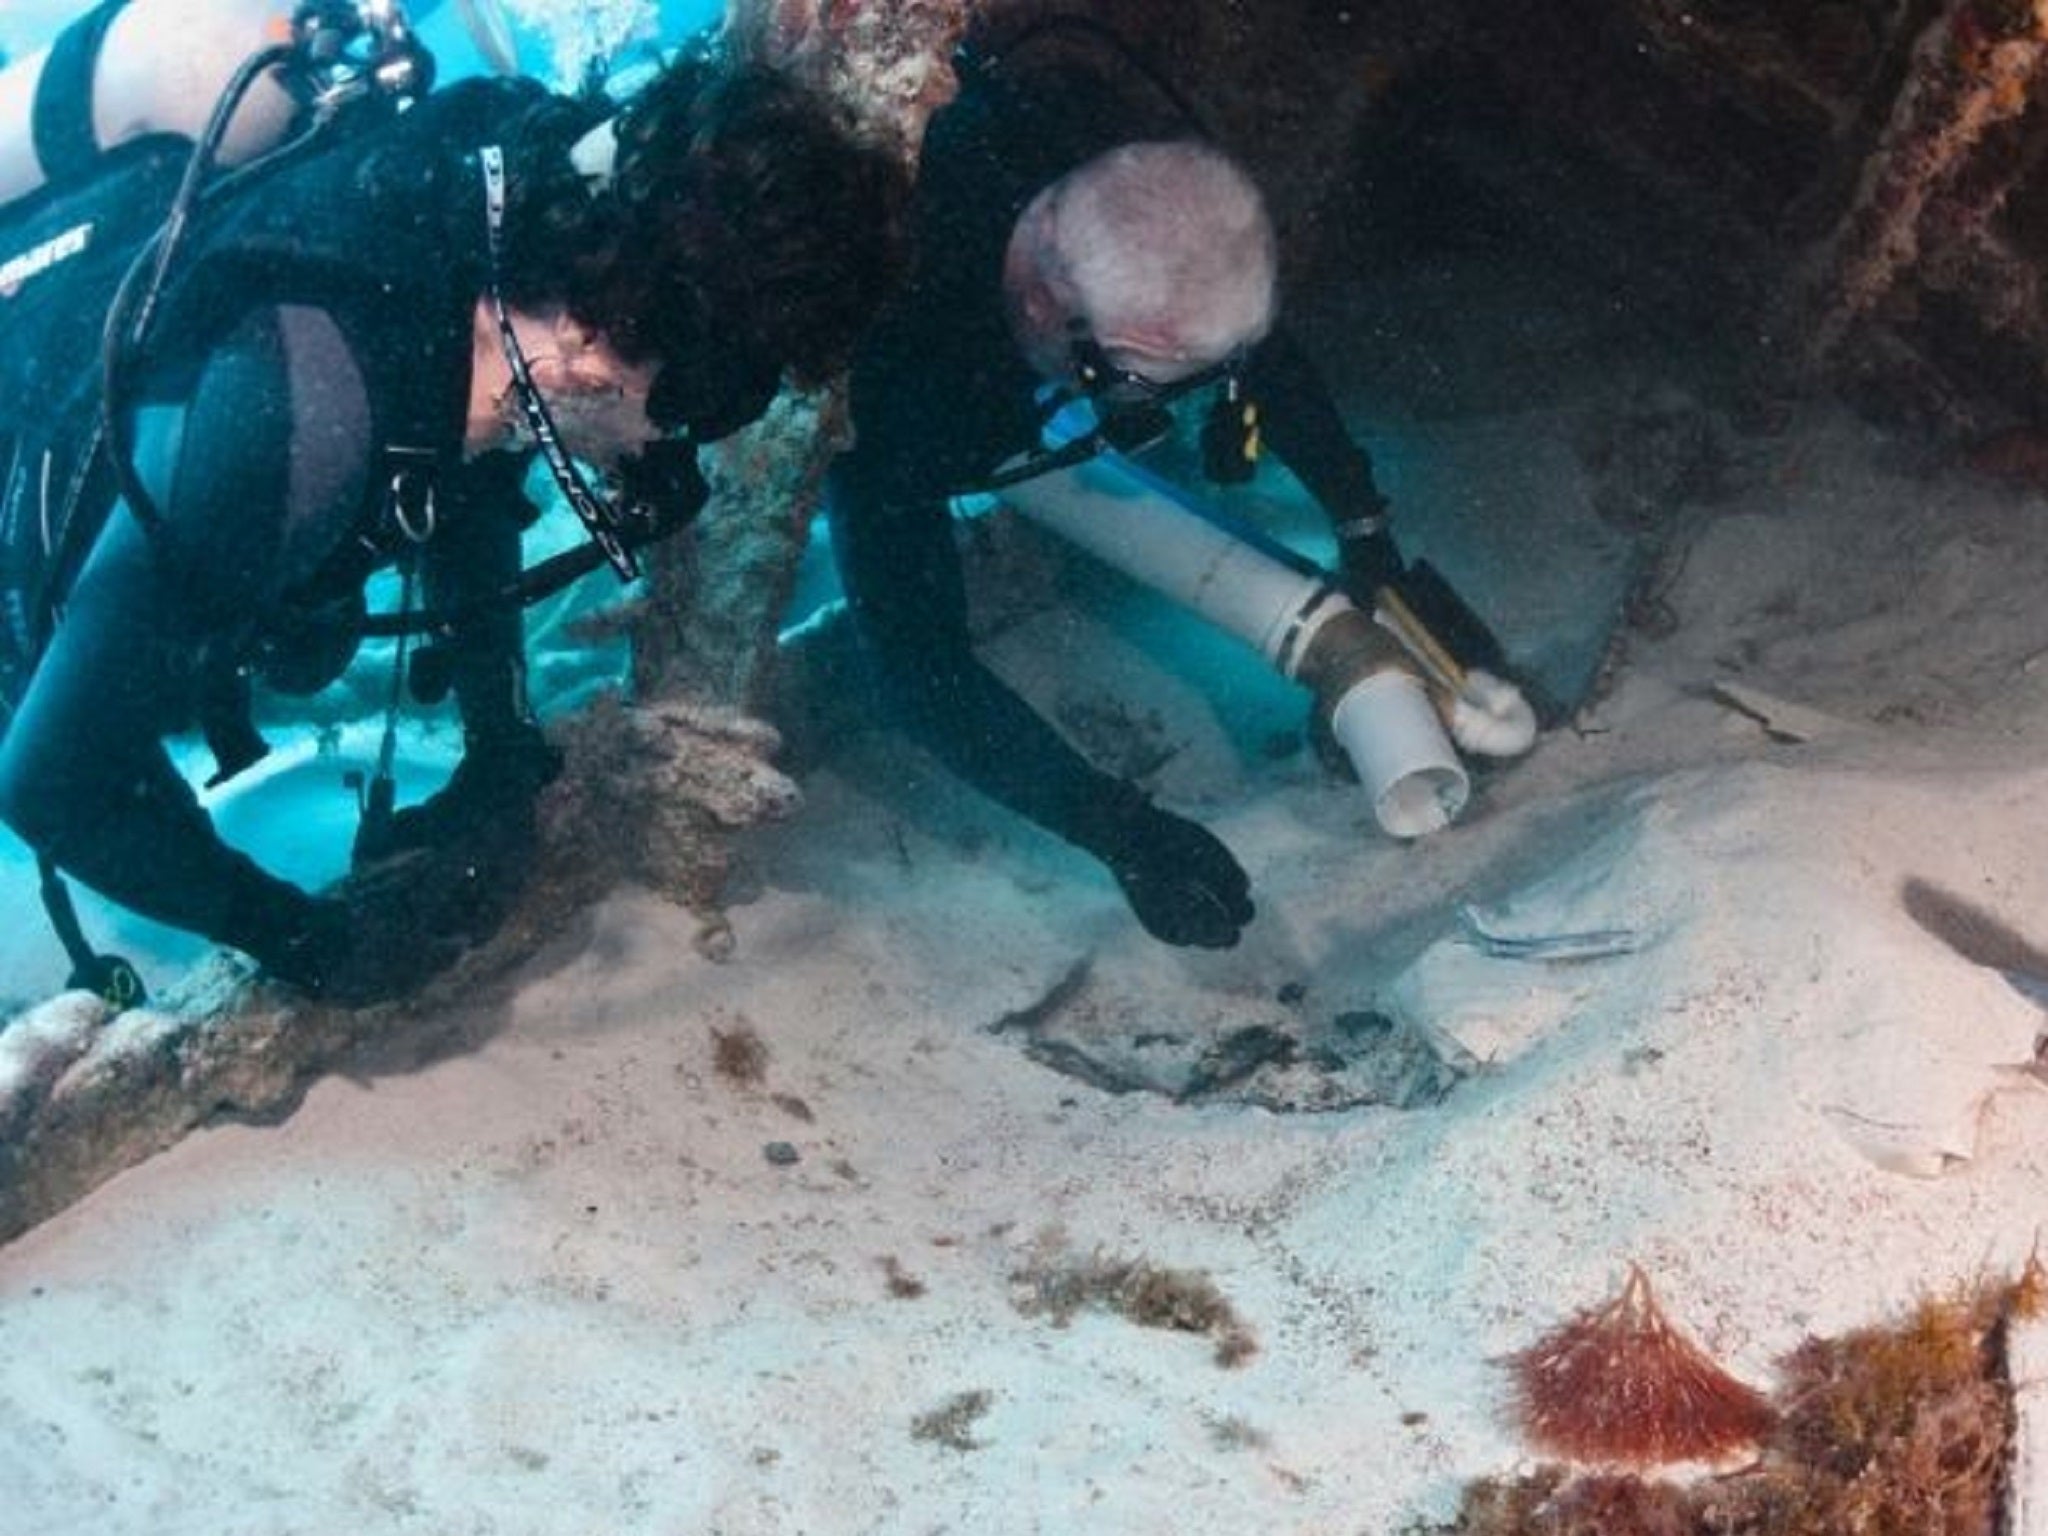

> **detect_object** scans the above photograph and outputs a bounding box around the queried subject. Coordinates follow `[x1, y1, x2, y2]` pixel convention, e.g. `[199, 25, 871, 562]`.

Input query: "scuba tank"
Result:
[0, 0, 431, 211]
[1, 0, 440, 667]
[1, 1, 437, 662]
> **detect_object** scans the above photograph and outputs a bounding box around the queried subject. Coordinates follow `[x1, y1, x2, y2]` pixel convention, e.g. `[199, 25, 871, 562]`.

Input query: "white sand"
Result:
[3, 406, 2047, 1533]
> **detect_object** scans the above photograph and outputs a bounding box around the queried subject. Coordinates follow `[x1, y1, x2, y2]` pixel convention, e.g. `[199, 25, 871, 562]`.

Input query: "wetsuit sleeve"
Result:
[1243, 325, 1406, 594]
[817, 45, 1208, 859]
[1243, 326, 1389, 522]
[0, 507, 315, 955]
[0, 305, 369, 960]
[420, 451, 537, 747]
[827, 453, 1141, 856]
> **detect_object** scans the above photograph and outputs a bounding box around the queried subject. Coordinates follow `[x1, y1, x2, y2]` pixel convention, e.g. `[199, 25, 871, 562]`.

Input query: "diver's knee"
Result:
[0, 725, 74, 854]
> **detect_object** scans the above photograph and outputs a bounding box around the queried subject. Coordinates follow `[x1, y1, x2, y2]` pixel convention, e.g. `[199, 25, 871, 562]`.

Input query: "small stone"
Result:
[763, 1141, 800, 1167]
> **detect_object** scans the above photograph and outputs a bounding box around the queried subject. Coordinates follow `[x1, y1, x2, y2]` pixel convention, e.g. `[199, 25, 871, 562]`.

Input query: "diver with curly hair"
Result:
[0, 4, 907, 1003]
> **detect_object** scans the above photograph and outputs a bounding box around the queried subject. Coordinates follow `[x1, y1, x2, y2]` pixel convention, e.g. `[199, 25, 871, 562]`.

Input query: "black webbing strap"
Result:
[31, 1, 135, 191]
[478, 144, 641, 581]
[36, 853, 146, 1011]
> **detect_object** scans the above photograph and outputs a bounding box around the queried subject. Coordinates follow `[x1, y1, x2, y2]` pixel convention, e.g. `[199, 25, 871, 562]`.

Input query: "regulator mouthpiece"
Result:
[293, 0, 434, 109]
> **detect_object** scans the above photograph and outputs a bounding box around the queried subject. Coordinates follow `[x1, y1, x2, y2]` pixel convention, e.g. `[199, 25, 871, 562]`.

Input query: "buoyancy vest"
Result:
[0, 79, 548, 690]
[144, 79, 537, 525]
[0, 79, 546, 1013]
[0, 138, 191, 680]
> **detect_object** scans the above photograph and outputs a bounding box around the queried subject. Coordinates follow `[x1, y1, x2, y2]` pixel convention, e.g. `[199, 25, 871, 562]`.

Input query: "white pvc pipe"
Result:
[998, 454, 1331, 667]
[993, 449, 1469, 838]
[1328, 667, 1468, 837]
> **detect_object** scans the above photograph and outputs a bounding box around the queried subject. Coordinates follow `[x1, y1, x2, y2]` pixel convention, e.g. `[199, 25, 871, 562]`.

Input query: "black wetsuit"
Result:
[0, 80, 552, 997]
[827, 39, 1394, 946]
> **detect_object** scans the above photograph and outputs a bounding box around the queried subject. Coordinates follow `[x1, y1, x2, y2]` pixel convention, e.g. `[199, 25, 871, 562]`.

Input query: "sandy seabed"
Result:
[3, 401, 2048, 1535]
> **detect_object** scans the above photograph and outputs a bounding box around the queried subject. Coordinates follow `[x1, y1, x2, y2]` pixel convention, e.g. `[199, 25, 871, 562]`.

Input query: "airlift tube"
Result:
[994, 455, 1472, 838]
[0, 0, 306, 209]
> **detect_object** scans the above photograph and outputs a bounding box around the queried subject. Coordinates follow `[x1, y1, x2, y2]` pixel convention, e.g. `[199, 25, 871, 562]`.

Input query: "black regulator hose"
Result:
[98, 0, 435, 542]
[98, 40, 303, 538]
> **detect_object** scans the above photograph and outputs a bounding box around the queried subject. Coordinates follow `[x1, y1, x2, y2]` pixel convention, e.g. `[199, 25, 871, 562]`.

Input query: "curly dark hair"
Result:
[492, 59, 907, 438]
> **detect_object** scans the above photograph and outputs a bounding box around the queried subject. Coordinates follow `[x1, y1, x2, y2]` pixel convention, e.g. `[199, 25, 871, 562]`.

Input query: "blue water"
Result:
[0, 2, 724, 83]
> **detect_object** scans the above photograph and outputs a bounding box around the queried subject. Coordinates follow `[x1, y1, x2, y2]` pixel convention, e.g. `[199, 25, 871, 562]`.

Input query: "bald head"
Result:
[1005, 139, 1278, 385]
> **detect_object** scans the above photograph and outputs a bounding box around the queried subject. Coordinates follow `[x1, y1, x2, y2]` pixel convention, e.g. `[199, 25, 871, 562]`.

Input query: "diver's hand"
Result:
[242, 896, 410, 1005]
[1335, 502, 1404, 599]
[364, 724, 559, 865]
[248, 878, 464, 1007]
[1447, 669, 1538, 758]
[251, 834, 529, 1006]
[1097, 797, 1254, 949]
[617, 439, 711, 546]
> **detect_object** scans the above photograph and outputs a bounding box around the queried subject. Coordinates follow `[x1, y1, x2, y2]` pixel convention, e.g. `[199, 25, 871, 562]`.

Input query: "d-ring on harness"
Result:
[387, 444, 438, 544]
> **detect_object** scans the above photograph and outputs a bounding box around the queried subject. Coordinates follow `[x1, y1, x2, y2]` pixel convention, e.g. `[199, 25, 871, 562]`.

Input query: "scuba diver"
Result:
[0, 1, 906, 1005]
[828, 16, 1532, 952]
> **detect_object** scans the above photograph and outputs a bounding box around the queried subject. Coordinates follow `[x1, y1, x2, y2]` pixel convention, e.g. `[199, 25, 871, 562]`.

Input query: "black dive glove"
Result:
[616, 439, 712, 546]
[233, 836, 528, 1007]
[1334, 497, 1405, 599]
[1333, 504, 1536, 714]
[362, 722, 560, 865]
[250, 888, 467, 1007]
[1080, 786, 1254, 949]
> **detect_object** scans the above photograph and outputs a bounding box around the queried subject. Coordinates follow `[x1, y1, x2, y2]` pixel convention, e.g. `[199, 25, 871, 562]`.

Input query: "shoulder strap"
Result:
[30, 1, 134, 192]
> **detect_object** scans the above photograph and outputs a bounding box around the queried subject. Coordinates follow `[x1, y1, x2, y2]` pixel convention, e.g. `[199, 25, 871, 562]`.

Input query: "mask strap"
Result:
[479, 144, 640, 582]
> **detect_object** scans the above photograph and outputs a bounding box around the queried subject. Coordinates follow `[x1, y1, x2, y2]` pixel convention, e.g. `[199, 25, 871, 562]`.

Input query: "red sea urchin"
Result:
[1508, 1263, 1776, 1467]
